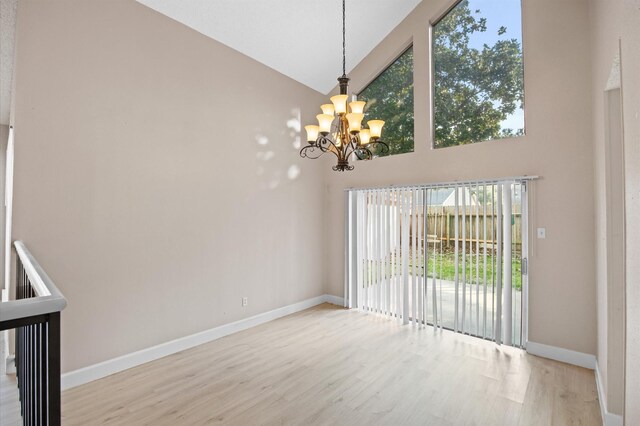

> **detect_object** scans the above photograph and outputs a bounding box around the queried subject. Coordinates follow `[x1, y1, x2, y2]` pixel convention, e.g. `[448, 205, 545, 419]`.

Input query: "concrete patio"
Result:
[361, 277, 523, 346]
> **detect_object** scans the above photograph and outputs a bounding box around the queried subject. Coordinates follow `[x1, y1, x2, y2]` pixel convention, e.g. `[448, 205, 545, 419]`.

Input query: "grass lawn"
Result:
[398, 252, 522, 290]
[423, 252, 522, 290]
[373, 250, 523, 290]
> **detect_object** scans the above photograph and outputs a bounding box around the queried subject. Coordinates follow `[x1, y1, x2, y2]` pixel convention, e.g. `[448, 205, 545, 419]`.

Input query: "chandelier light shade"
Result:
[300, 0, 389, 171]
[321, 104, 335, 116]
[349, 101, 366, 114]
[330, 95, 349, 114]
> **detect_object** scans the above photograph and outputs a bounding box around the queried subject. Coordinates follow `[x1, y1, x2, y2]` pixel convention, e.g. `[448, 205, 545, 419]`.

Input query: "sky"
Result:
[465, 0, 523, 49]
[464, 0, 525, 132]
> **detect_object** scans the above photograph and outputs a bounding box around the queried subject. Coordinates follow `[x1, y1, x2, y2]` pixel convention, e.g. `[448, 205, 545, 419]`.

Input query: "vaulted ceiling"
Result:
[0, 0, 422, 125]
[136, 0, 423, 94]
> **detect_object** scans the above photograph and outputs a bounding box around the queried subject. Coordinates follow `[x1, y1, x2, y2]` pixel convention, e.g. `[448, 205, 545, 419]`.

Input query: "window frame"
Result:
[429, 0, 526, 150]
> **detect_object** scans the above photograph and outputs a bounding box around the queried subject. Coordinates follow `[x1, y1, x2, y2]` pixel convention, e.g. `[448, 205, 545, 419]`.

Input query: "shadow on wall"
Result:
[255, 108, 302, 190]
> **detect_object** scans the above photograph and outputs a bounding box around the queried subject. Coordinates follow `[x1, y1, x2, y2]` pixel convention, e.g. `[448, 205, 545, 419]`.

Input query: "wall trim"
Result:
[595, 361, 624, 426]
[526, 341, 596, 369]
[324, 294, 345, 307]
[61, 294, 342, 390]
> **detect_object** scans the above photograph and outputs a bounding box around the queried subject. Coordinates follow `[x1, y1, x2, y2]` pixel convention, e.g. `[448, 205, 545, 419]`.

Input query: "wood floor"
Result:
[0, 371, 21, 425]
[62, 304, 602, 425]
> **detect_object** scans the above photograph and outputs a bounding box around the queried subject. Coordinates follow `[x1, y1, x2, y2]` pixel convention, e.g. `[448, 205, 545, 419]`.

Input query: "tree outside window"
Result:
[358, 47, 414, 157]
[433, 0, 524, 148]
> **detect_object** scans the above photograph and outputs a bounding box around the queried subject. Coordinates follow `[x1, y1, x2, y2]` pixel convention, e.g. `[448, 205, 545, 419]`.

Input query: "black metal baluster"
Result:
[16, 258, 20, 415]
[24, 267, 27, 423]
[32, 289, 37, 426]
[21, 327, 25, 420]
[41, 320, 49, 425]
[48, 312, 61, 426]
[36, 322, 41, 424]
[27, 323, 31, 425]
[31, 323, 35, 426]
[26, 276, 31, 425]
[25, 323, 29, 426]
[27, 273, 31, 426]
[19, 326, 24, 419]
[27, 324, 30, 425]
[19, 266, 23, 421]
[16, 261, 20, 418]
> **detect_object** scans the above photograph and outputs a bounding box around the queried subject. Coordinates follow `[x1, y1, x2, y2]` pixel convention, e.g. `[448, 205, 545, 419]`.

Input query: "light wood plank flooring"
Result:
[0, 372, 22, 425]
[62, 304, 601, 425]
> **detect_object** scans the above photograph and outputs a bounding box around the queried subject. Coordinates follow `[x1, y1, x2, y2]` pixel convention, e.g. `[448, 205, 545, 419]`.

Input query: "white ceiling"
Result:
[136, 0, 422, 94]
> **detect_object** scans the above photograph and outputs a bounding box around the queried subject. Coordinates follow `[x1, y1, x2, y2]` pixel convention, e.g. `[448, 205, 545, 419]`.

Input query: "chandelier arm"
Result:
[317, 134, 341, 154]
[343, 134, 360, 158]
[370, 140, 390, 154]
[300, 143, 342, 160]
[358, 147, 374, 160]
[299, 145, 325, 159]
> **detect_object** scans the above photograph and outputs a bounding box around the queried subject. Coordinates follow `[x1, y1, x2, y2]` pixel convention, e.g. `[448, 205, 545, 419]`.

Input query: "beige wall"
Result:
[322, 0, 597, 355]
[620, 1, 640, 422]
[12, 0, 326, 373]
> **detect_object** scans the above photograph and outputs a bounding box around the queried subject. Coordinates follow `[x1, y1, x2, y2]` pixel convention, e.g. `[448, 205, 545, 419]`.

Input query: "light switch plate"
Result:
[537, 228, 546, 239]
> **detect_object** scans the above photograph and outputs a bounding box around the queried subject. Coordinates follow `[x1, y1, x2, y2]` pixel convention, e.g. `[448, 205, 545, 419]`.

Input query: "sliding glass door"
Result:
[346, 179, 530, 348]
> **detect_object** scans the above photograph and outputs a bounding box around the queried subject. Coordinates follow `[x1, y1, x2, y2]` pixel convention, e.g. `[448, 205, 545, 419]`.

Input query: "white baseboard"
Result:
[595, 362, 624, 426]
[62, 294, 340, 390]
[324, 294, 344, 306]
[526, 341, 596, 370]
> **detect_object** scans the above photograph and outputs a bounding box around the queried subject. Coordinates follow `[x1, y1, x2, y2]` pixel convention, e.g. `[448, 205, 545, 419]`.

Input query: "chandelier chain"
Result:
[342, 0, 346, 76]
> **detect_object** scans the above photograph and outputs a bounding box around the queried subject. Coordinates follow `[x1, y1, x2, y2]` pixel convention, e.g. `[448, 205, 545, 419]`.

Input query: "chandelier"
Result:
[300, 0, 389, 171]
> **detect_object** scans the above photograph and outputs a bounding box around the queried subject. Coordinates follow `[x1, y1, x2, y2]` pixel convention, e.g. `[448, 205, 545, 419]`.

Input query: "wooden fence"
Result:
[412, 212, 522, 251]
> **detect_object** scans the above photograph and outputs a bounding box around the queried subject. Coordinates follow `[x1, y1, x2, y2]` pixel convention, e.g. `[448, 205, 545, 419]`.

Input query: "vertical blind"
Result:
[346, 178, 533, 347]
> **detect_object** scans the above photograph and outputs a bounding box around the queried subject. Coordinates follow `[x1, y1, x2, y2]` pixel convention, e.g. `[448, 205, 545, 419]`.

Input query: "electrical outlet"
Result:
[242, 297, 248, 307]
[537, 228, 546, 239]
